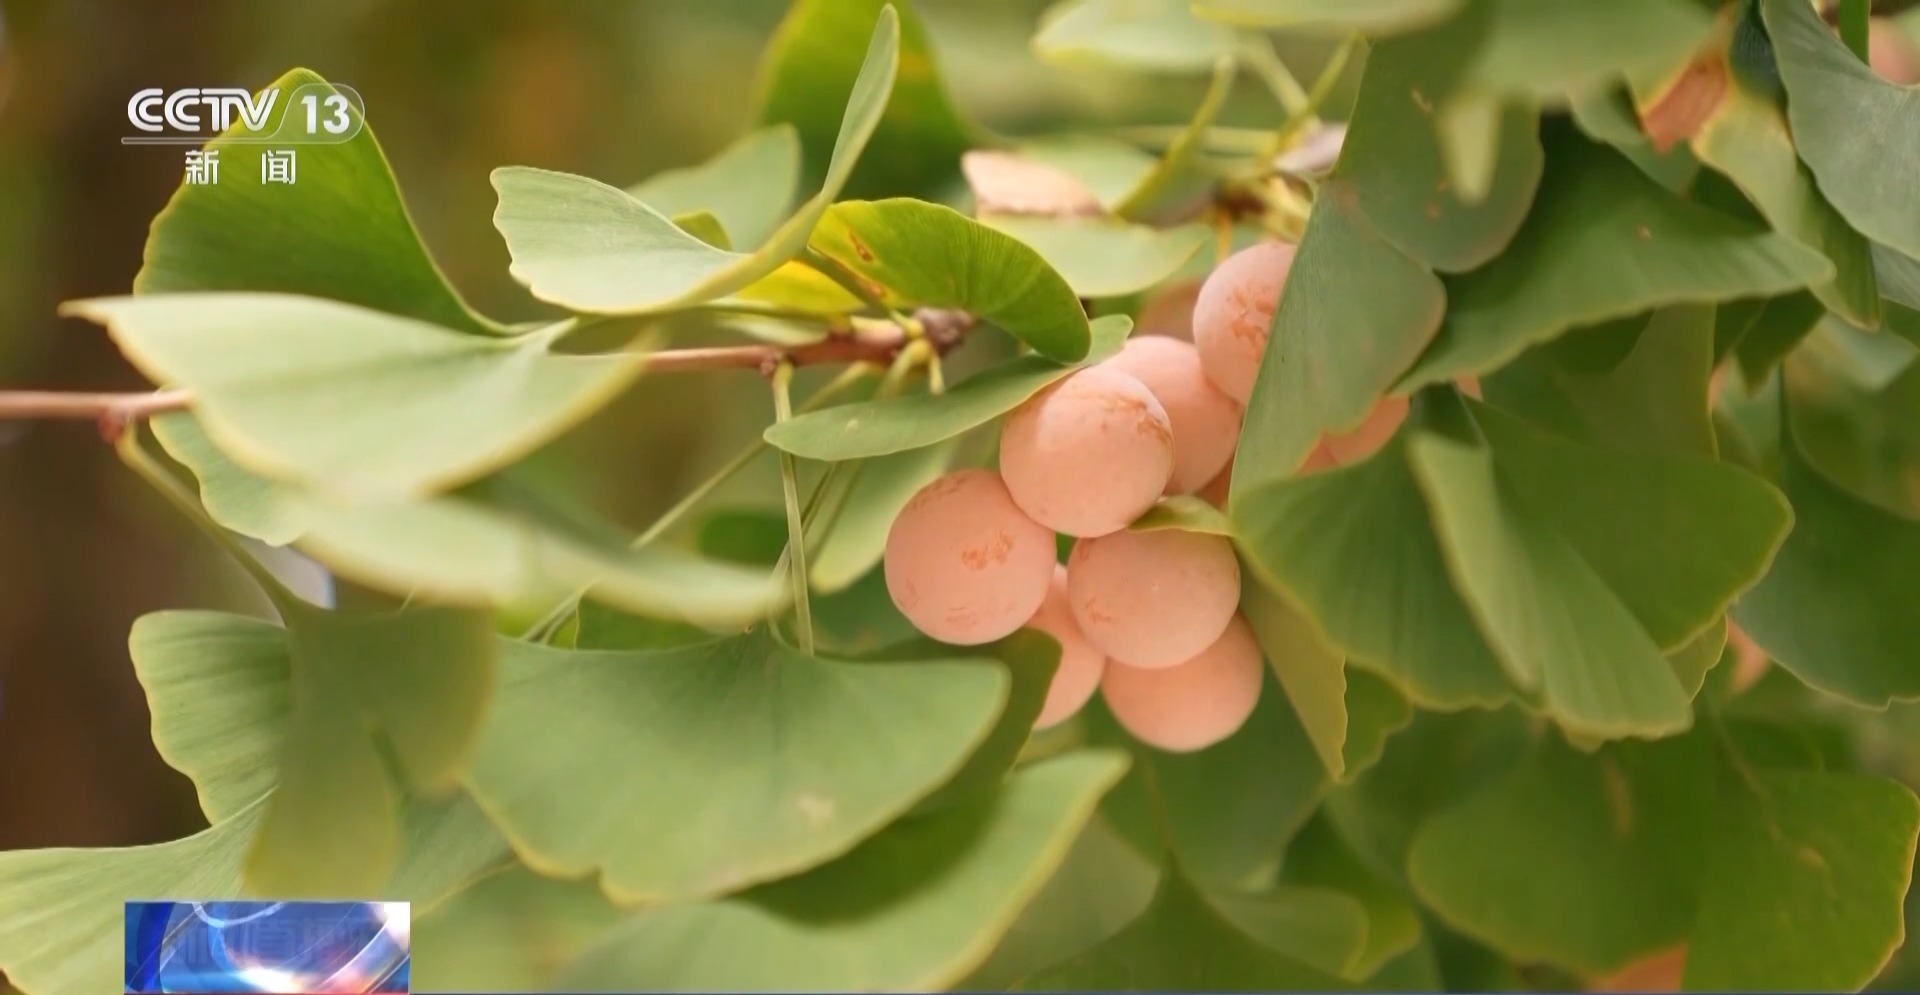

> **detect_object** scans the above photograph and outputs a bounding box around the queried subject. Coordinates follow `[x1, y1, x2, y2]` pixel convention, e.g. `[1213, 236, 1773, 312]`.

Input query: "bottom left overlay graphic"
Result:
[124, 900, 410, 994]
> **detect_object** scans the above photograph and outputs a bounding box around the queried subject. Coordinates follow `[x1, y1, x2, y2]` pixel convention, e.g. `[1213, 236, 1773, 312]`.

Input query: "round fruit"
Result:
[1192, 241, 1297, 403]
[1101, 336, 1243, 494]
[1026, 565, 1106, 729]
[1066, 528, 1240, 668]
[884, 469, 1056, 645]
[1322, 394, 1408, 466]
[1138, 278, 1202, 341]
[999, 367, 1176, 537]
[1872, 18, 1920, 85]
[1101, 615, 1264, 752]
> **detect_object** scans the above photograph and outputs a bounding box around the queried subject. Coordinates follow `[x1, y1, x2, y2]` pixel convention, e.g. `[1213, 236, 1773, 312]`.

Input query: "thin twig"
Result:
[0, 388, 191, 422]
[0, 311, 978, 428]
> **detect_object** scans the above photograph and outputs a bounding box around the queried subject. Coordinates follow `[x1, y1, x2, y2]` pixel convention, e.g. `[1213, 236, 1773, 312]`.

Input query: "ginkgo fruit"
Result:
[1025, 565, 1106, 729]
[1192, 241, 1296, 403]
[999, 367, 1176, 537]
[1101, 336, 1243, 494]
[1101, 614, 1264, 752]
[884, 468, 1055, 645]
[1066, 527, 1240, 669]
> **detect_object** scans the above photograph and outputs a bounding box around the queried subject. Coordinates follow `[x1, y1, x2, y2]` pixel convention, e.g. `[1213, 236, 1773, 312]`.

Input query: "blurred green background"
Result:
[0, 0, 1284, 854]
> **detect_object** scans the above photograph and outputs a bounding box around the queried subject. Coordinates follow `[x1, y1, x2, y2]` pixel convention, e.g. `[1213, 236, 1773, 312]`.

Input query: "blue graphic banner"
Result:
[124, 900, 409, 994]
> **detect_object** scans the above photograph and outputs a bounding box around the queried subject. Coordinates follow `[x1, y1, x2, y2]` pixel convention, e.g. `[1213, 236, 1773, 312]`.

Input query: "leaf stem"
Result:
[1268, 34, 1357, 155]
[1242, 38, 1310, 116]
[116, 423, 301, 615]
[770, 361, 815, 655]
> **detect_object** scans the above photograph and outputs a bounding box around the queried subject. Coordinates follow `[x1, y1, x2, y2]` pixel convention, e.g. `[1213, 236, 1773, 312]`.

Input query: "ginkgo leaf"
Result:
[136, 69, 502, 336]
[492, 7, 898, 313]
[462, 629, 1013, 902]
[1398, 135, 1831, 391]
[1763, 0, 1920, 266]
[1033, 0, 1238, 73]
[810, 199, 1092, 361]
[1012, 862, 1353, 990]
[628, 125, 802, 250]
[1734, 420, 1920, 707]
[65, 294, 649, 502]
[983, 217, 1208, 299]
[1243, 577, 1350, 780]
[1234, 437, 1515, 712]
[755, 0, 975, 199]
[559, 753, 1129, 991]
[1406, 411, 1694, 740]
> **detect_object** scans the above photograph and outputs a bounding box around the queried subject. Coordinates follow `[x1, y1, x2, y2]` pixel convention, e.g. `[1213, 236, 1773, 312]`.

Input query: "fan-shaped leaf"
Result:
[810, 199, 1091, 361]
[558, 753, 1129, 991]
[136, 69, 501, 336]
[65, 294, 648, 501]
[1399, 138, 1832, 391]
[983, 217, 1208, 298]
[1190, 0, 1460, 34]
[1033, 0, 1238, 73]
[463, 630, 1013, 902]
[492, 8, 899, 313]
[629, 126, 802, 250]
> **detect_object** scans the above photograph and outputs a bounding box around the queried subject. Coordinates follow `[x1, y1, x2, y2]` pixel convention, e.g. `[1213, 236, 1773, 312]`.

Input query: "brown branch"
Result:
[0, 308, 980, 429]
[0, 388, 192, 421]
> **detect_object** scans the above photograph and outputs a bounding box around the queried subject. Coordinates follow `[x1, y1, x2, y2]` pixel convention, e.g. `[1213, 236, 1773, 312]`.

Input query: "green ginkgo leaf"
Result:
[1033, 0, 1239, 73]
[1190, 0, 1460, 34]
[148, 415, 786, 628]
[960, 816, 1162, 990]
[755, 0, 974, 199]
[1232, 186, 1446, 494]
[983, 217, 1209, 299]
[1466, 402, 1792, 650]
[629, 126, 803, 251]
[1016, 135, 1158, 214]
[1127, 495, 1232, 535]
[1481, 305, 1716, 458]
[764, 314, 1130, 460]
[136, 69, 502, 336]
[1734, 420, 1920, 707]
[1399, 137, 1832, 391]
[1690, 54, 1881, 328]
[1243, 577, 1351, 780]
[1460, 0, 1712, 102]
[1208, 885, 1371, 978]
[1342, 669, 1415, 779]
[1085, 683, 1329, 891]
[1685, 769, 1920, 991]
[1282, 815, 1425, 979]
[1406, 419, 1693, 739]
[1233, 438, 1514, 712]
[492, 7, 899, 313]
[810, 199, 1092, 361]
[65, 294, 649, 502]
[1012, 862, 1353, 990]
[1407, 731, 1717, 974]
[558, 753, 1129, 991]
[462, 629, 1013, 902]
[412, 865, 626, 991]
[1763, 0, 1920, 267]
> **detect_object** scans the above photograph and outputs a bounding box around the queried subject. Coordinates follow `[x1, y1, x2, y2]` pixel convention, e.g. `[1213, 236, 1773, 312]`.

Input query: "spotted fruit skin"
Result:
[1102, 615, 1264, 753]
[884, 469, 1056, 645]
[1066, 528, 1240, 669]
[998, 367, 1176, 538]
[1101, 336, 1243, 495]
[1192, 241, 1296, 404]
[1025, 565, 1107, 729]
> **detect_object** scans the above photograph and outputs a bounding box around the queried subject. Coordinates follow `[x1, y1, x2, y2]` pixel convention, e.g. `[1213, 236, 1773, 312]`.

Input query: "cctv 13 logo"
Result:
[125, 82, 366, 145]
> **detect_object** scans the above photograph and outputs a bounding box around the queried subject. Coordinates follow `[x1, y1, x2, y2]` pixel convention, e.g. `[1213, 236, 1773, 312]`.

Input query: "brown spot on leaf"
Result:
[847, 230, 876, 263]
[1636, 224, 1653, 241]
[1410, 87, 1433, 114]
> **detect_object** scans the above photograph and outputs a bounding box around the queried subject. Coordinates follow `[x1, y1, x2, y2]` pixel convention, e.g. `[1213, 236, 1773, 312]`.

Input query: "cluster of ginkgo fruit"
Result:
[882, 241, 1408, 753]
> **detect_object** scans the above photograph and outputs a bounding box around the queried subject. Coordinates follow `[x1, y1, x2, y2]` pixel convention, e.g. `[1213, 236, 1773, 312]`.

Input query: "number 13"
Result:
[301, 94, 351, 134]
